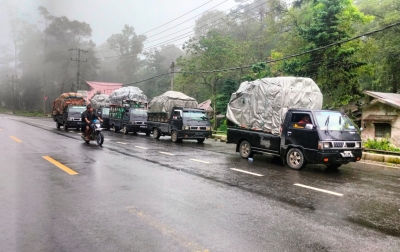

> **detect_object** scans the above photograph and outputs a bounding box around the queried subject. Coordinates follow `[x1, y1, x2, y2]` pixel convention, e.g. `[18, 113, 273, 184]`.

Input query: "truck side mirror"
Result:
[305, 124, 314, 130]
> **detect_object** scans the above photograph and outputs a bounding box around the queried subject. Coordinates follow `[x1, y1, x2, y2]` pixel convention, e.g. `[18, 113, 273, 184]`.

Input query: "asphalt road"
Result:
[1, 115, 399, 252]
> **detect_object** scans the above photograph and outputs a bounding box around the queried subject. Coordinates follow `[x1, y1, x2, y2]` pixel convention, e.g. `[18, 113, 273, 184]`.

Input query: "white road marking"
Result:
[294, 183, 343, 197]
[135, 146, 148, 150]
[104, 138, 110, 141]
[159, 151, 175, 156]
[190, 159, 210, 164]
[230, 168, 264, 177]
[69, 131, 74, 133]
[358, 161, 400, 169]
[77, 133, 82, 135]
[117, 142, 128, 145]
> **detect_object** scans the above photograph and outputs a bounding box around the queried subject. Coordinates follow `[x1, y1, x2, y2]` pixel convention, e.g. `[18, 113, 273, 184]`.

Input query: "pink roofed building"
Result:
[80, 81, 123, 102]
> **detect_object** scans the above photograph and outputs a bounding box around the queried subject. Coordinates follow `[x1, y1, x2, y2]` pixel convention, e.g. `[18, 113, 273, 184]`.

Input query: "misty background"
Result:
[0, 0, 399, 122]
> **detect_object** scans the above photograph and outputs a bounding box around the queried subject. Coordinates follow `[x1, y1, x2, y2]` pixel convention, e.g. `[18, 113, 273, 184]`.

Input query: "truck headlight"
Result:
[318, 141, 331, 149]
[206, 126, 211, 131]
[355, 142, 361, 148]
[68, 117, 74, 121]
[183, 126, 190, 130]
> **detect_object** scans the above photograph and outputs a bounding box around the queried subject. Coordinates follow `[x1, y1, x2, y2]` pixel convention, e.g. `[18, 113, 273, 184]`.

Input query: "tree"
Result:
[177, 31, 242, 128]
[277, 0, 372, 108]
[106, 25, 146, 83]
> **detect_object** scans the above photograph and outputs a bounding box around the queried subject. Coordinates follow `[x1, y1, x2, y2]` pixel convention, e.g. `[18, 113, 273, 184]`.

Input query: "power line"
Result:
[92, 0, 265, 61]
[122, 20, 400, 85]
[95, 0, 229, 51]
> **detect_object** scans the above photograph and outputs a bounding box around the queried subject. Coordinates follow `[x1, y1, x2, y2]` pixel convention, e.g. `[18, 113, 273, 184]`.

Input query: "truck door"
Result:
[171, 109, 182, 131]
[284, 112, 319, 151]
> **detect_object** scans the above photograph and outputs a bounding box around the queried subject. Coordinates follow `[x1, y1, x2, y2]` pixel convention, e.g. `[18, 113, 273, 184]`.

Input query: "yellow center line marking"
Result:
[135, 146, 148, 149]
[230, 168, 264, 177]
[43, 156, 78, 175]
[294, 183, 343, 197]
[190, 159, 210, 164]
[126, 206, 208, 252]
[9, 136, 22, 142]
[159, 151, 175, 156]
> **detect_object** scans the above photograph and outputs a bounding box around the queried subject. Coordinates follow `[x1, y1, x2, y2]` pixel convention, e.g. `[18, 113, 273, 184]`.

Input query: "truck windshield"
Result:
[183, 111, 208, 120]
[102, 108, 110, 115]
[130, 109, 147, 115]
[314, 111, 357, 131]
[69, 106, 86, 113]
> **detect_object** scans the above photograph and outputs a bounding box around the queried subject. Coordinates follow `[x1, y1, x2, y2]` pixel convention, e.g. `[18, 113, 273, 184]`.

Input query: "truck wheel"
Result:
[56, 121, 61, 129]
[239, 140, 253, 159]
[326, 164, 341, 169]
[286, 148, 306, 170]
[64, 122, 68, 131]
[122, 125, 128, 135]
[153, 128, 161, 139]
[197, 138, 205, 143]
[171, 130, 179, 143]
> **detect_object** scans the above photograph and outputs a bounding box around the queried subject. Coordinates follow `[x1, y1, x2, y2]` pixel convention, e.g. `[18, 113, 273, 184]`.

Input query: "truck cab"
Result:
[148, 107, 212, 143]
[228, 108, 363, 170]
[53, 105, 86, 131]
[109, 103, 150, 135]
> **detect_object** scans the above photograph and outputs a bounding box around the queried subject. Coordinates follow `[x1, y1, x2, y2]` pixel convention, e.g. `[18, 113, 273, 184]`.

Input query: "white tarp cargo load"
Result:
[226, 77, 323, 135]
[90, 94, 110, 109]
[109, 86, 147, 106]
[148, 91, 198, 117]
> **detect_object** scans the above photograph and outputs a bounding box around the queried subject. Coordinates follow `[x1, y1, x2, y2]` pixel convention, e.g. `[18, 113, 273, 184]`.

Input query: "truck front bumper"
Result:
[179, 130, 212, 139]
[130, 125, 149, 133]
[66, 121, 84, 128]
[317, 149, 362, 164]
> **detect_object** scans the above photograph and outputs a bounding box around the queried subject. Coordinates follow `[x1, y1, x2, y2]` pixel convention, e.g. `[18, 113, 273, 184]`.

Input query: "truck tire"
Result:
[197, 138, 205, 143]
[122, 125, 129, 135]
[286, 148, 306, 170]
[64, 122, 68, 131]
[153, 128, 161, 139]
[326, 164, 341, 169]
[171, 130, 179, 143]
[239, 140, 253, 159]
[56, 121, 61, 129]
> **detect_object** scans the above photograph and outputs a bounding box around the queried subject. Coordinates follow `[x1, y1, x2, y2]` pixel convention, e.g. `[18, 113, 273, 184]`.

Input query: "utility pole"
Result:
[69, 48, 88, 92]
[170, 61, 175, 91]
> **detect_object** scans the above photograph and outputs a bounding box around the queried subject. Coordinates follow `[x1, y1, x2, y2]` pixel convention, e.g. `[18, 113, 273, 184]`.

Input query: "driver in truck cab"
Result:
[81, 104, 102, 141]
[298, 115, 311, 124]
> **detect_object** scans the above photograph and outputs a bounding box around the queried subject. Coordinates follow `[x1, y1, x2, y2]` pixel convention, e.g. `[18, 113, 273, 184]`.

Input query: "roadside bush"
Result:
[217, 119, 227, 133]
[363, 139, 400, 152]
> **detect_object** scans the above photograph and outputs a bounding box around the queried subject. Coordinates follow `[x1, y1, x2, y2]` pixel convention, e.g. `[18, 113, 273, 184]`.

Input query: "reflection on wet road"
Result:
[1, 115, 399, 251]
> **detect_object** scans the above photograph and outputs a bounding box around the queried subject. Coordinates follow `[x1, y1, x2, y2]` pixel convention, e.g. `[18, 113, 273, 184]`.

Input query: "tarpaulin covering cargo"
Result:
[90, 94, 110, 109]
[148, 91, 198, 118]
[52, 92, 86, 116]
[226, 77, 323, 135]
[109, 86, 147, 106]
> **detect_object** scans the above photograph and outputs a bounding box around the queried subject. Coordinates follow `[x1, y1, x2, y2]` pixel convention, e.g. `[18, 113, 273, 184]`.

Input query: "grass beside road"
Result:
[0, 108, 50, 117]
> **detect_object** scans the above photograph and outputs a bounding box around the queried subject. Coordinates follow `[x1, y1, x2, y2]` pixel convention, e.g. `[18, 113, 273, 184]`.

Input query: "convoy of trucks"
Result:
[51, 77, 363, 170]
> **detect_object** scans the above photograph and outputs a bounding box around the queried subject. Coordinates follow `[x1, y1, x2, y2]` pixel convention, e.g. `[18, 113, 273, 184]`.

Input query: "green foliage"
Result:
[364, 139, 400, 152]
[217, 119, 227, 132]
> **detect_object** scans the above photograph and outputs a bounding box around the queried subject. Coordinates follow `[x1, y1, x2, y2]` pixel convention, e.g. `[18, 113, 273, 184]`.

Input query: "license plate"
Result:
[341, 151, 353, 157]
[140, 126, 146, 128]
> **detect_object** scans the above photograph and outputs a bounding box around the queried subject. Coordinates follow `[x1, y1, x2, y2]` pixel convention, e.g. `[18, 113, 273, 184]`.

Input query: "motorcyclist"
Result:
[82, 104, 103, 141]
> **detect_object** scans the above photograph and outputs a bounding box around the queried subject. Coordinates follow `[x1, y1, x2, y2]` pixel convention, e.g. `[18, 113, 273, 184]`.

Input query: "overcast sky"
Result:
[0, 0, 237, 49]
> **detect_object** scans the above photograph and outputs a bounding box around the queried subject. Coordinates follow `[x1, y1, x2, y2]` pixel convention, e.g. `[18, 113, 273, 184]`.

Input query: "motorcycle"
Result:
[81, 119, 104, 146]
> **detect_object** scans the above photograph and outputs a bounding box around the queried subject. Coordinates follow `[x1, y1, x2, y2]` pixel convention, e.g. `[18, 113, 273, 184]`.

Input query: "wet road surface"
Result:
[1, 115, 400, 251]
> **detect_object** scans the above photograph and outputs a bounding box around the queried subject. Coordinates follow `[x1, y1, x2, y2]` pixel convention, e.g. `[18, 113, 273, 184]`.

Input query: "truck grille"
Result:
[134, 121, 147, 125]
[190, 126, 207, 130]
[333, 142, 356, 148]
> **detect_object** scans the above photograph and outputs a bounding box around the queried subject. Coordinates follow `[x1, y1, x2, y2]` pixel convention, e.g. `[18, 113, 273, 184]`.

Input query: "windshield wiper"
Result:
[325, 115, 330, 132]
